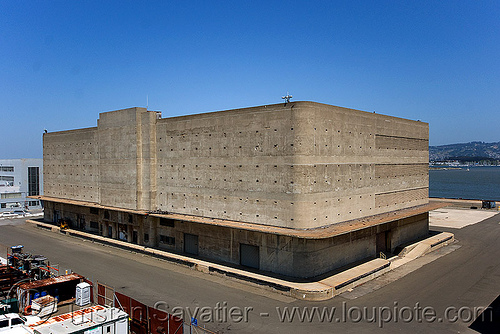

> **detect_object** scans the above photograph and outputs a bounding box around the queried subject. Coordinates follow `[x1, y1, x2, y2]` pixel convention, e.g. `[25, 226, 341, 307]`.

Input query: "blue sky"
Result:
[1, 1, 499, 158]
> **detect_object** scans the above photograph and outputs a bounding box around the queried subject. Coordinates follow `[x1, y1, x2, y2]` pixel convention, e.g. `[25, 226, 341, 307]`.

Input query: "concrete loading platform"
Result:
[26, 219, 454, 301]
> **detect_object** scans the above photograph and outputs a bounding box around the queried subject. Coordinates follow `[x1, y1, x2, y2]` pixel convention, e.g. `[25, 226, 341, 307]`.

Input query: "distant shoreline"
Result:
[429, 165, 500, 170]
[429, 167, 462, 170]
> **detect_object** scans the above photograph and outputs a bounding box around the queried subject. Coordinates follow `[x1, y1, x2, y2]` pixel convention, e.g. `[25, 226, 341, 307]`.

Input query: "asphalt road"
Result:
[1, 213, 499, 333]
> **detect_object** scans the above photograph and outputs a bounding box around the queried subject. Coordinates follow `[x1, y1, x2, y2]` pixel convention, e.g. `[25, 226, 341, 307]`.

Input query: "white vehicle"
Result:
[0, 314, 41, 333]
[0, 212, 18, 218]
[11, 210, 29, 217]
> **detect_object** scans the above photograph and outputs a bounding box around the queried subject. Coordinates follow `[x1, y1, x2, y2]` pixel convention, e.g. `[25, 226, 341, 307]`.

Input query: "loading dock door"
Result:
[376, 231, 389, 254]
[184, 233, 199, 256]
[53, 210, 60, 224]
[240, 244, 260, 269]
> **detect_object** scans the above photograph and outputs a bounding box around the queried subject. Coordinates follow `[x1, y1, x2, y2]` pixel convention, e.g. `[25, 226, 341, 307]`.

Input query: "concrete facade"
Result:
[38, 101, 431, 278]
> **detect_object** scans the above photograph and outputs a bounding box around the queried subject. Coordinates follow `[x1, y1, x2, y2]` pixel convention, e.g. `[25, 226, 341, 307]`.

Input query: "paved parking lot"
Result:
[430, 208, 498, 228]
[0, 211, 499, 333]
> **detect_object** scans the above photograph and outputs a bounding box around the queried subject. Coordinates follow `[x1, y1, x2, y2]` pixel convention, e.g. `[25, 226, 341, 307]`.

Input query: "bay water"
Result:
[429, 166, 500, 201]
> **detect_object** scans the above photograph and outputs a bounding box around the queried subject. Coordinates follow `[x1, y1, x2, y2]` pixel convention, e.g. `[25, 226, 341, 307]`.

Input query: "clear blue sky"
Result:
[1, 1, 499, 158]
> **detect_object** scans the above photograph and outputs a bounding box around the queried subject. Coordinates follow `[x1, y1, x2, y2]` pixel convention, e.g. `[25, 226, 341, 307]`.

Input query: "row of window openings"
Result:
[53, 173, 422, 180]
[164, 195, 372, 217]
[48, 143, 383, 157]
[50, 172, 392, 189]
[78, 209, 175, 227]
[162, 144, 425, 152]
[159, 129, 370, 140]
[159, 235, 175, 245]
[48, 133, 418, 151]
[49, 184, 93, 189]
[142, 233, 181, 245]
[81, 229, 173, 245]
[48, 163, 423, 172]
[99, 209, 174, 228]
[50, 172, 422, 180]
[159, 177, 370, 183]
[45, 191, 94, 200]
[160, 164, 372, 168]
[163, 193, 370, 201]
[162, 207, 370, 221]
[46, 165, 407, 172]
[379, 198, 423, 206]
[0, 176, 14, 185]
[376, 174, 427, 178]
[49, 143, 93, 146]
[160, 144, 371, 152]
[81, 208, 364, 233]
[102, 210, 136, 224]
[52, 173, 94, 176]
[1, 192, 22, 199]
[379, 146, 426, 151]
[52, 142, 416, 155]
[51, 152, 93, 156]
[47, 163, 381, 169]
[56, 172, 412, 180]
[45, 164, 95, 167]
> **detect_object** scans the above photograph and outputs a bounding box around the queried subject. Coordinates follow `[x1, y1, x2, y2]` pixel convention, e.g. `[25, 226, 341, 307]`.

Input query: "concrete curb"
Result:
[391, 232, 455, 269]
[25, 219, 454, 301]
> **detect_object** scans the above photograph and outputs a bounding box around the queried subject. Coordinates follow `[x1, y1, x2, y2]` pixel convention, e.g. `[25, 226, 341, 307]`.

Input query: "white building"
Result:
[0, 159, 43, 212]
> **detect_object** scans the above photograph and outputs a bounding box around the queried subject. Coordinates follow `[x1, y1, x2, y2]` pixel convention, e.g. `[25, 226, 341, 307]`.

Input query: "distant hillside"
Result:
[429, 141, 500, 161]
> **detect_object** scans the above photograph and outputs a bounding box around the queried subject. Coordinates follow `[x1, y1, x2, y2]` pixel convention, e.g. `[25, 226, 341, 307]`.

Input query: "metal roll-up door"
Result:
[184, 233, 199, 256]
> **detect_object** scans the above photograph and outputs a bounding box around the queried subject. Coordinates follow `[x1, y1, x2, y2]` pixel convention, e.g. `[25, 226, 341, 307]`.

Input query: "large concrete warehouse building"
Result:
[33, 101, 435, 278]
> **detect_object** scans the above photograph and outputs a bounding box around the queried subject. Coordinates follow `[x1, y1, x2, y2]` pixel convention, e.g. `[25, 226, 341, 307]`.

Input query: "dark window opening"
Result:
[160, 235, 175, 245]
[160, 218, 175, 227]
[28, 167, 40, 196]
[0, 176, 14, 186]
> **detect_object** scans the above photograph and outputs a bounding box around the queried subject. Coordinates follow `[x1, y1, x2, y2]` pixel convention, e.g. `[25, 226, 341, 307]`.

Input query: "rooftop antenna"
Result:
[282, 92, 293, 104]
[146, 95, 149, 110]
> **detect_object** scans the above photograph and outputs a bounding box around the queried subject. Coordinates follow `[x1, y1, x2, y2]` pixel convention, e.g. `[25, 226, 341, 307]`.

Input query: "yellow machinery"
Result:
[59, 220, 69, 230]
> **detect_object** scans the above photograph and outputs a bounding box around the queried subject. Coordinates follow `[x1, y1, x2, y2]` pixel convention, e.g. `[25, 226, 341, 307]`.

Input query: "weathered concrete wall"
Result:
[389, 212, 429, 249]
[155, 104, 297, 227]
[137, 110, 158, 210]
[44, 107, 159, 210]
[43, 102, 428, 229]
[156, 101, 428, 229]
[43, 128, 99, 202]
[98, 108, 141, 209]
